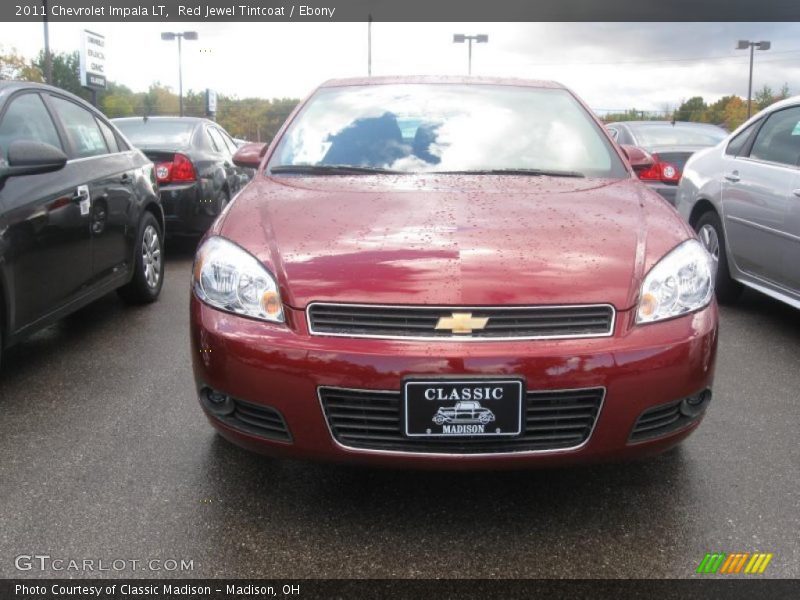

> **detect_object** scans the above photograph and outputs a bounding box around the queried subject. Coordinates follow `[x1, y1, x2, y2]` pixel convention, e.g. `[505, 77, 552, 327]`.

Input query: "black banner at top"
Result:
[2, 0, 800, 22]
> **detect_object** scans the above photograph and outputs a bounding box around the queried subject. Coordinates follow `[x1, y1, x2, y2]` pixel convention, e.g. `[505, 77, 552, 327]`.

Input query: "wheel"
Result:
[695, 210, 742, 303]
[118, 212, 164, 304]
[433, 415, 446, 425]
[479, 413, 493, 425]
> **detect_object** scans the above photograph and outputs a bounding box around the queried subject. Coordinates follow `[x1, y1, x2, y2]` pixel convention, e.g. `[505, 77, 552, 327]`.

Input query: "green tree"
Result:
[703, 95, 737, 126]
[674, 97, 707, 122]
[33, 50, 90, 100]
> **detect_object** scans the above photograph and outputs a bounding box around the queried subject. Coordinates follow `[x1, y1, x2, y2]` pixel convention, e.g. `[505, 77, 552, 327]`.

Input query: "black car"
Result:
[112, 117, 250, 235]
[0, 82, 165, 369]
[606, 121, 727, 205]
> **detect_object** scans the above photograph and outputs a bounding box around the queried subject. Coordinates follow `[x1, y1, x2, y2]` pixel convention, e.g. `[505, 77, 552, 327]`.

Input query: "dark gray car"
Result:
[607, 121, 727, 205]
[676, 96, 800, 310]
[112, 117, 251, 235]
[0, 82, 165, 369]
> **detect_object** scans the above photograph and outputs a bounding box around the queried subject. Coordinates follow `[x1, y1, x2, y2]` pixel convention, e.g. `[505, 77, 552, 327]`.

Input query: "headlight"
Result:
[193, 236, 284, 323]
[636, 239, 713, 324]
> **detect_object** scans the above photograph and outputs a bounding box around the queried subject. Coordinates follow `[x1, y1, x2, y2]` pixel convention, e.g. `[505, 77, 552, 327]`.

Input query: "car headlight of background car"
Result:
[637, 239, 714, 324]
[193, 236, 284, 323]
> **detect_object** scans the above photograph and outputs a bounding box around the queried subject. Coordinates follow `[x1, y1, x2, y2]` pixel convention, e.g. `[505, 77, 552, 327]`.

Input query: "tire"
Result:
[118, 212, 164, 304]
[695, 210, 742, 304]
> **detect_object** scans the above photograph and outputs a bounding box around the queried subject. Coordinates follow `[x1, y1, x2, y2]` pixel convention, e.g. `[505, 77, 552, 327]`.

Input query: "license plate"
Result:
[403, 378, 524, 438]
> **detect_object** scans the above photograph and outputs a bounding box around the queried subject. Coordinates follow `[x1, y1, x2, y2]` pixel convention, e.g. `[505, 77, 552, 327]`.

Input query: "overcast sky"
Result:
[1, 21, 799, 111]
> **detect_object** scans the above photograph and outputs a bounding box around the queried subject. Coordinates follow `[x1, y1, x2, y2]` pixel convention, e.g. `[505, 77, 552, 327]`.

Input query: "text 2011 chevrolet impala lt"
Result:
[190, 77, 718, 468]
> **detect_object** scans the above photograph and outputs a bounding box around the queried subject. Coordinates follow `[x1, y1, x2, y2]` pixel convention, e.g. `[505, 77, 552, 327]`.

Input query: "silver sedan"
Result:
[676, 97, 800, 309]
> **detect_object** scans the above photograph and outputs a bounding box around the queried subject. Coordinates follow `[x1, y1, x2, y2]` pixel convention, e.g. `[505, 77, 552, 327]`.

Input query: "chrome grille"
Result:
[307, 303, 615, 340]
[319, 386, 604, 454]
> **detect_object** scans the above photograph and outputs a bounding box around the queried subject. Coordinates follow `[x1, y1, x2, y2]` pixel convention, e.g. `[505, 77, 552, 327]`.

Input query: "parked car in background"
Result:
[190, 76, 718, 469]
[607, 121, 727, 205]
[112, 117, 250, 235]
[0, 82, 164, 369]
[676, 96, 800, 309]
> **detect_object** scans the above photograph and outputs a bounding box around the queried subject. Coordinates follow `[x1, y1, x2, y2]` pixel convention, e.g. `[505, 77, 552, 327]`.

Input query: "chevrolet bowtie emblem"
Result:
[435, 312, 489, 335]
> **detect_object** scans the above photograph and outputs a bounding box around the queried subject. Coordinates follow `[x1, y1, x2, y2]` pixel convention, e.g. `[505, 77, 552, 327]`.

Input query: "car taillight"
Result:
[155, 153, 196, 184]
[635, 153, 681, 184]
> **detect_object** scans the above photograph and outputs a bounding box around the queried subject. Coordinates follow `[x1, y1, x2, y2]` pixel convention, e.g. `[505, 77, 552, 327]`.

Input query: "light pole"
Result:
[367, 14, 372, 76]
[736, 39, 770, 118]
[161, 31, 198, 117]
[453, 34, 488, 75]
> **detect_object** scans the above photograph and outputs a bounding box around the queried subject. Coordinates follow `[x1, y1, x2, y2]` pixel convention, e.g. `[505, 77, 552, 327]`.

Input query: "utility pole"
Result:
[42, 0, 52, 84]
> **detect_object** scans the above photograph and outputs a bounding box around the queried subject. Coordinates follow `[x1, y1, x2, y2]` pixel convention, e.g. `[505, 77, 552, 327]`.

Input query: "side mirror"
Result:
[620, 144, 654, 170]
[232, 142, 268, 169]
[0, 140, 68, 182]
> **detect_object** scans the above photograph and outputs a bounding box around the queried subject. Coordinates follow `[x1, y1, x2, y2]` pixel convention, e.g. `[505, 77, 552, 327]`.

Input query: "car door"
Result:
[46, 94, 137, 287]
[786, 170, 800, 292]
[722, 106, 800, 291]
[0, 91, 93, 334]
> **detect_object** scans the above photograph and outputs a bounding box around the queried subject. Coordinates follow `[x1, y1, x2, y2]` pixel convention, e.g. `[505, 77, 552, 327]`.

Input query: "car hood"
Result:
[217, 174, 692, 310]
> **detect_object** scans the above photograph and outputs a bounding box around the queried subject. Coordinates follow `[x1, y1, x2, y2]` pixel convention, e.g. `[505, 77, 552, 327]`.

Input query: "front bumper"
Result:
[190, 297, 718, 469]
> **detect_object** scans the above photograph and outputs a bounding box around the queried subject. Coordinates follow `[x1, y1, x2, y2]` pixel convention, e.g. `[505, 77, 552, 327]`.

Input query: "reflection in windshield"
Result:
[270, 84, 627, 178]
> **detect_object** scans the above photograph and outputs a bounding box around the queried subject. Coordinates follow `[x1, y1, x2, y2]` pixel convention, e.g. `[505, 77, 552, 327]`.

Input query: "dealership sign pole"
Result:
[79, 29, 107, 105]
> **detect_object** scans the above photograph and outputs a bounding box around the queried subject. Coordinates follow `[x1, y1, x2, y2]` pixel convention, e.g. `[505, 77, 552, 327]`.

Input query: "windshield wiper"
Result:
[431, 168, 585, 178]
[269, 164, 403, 175]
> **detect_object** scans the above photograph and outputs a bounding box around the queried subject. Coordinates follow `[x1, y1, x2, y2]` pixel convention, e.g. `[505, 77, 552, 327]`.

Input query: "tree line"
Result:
[0, 46, 299, 143]
[601, 84, 791, 130]
[1, 46, 794, 138]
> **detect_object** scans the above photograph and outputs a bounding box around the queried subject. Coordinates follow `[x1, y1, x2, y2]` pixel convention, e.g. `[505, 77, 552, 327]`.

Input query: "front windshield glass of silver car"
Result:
[269, 83, 628, 178]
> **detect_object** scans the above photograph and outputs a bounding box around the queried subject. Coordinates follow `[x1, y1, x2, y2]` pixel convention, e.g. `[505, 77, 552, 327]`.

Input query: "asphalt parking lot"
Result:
[0, 239, 798, 579]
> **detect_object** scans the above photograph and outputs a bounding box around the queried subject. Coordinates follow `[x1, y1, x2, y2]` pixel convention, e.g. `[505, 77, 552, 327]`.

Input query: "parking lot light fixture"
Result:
[737, 39, 771, 118]
[453, 33, 489, 75]
[161, 31, 199, 117]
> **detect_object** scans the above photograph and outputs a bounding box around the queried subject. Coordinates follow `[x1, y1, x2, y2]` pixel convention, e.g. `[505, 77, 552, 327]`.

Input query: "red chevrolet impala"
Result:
[190, 76, 718, 468]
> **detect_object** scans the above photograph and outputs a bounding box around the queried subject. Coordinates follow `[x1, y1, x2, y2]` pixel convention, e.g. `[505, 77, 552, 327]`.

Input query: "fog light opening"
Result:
[680, 389, 711, 417]
[202, 387, 235, 416]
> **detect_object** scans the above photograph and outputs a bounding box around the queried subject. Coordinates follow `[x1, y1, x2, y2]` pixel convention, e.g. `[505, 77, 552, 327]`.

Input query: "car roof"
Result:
[319, 75, 565, 89]
[0, 80, 102, 114]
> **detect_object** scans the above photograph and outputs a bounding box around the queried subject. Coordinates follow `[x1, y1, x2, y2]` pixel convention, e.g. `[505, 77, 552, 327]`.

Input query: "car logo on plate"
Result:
[432, 401, 496, 434]
[435, 312, 489, 334]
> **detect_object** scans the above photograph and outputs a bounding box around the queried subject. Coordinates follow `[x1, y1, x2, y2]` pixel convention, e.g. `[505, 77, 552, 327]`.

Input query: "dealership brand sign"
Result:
[80, 29, 106, 90]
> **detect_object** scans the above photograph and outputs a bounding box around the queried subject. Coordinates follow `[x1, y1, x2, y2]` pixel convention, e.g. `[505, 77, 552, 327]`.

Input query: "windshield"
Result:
[630, 124, 727, 147]
[113, 119, 195, 147]
[269, 84, 627, 178]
